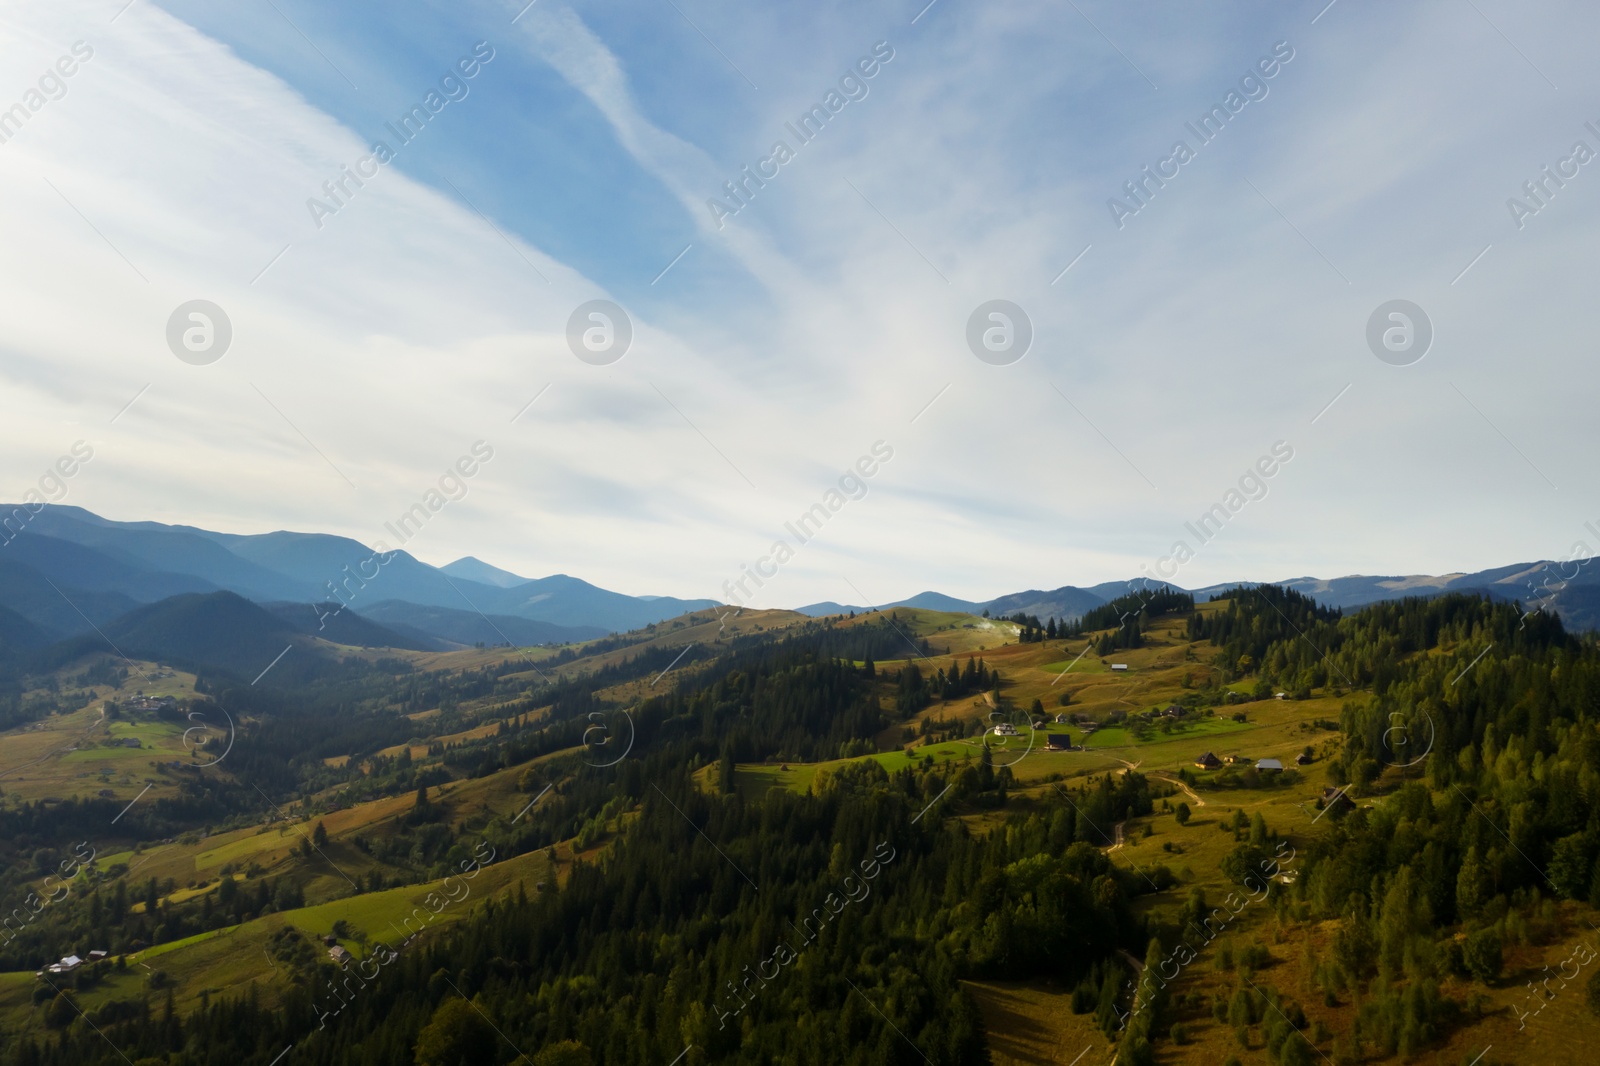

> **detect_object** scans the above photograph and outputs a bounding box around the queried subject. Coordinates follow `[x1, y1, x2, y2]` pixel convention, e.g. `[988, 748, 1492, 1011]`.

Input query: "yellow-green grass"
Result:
[1042, 656, 1112, 674]
[1079, 715, 1251, 751]
[0, 668, 207, 801]
[100, 743, 587, 902]
[964, 979, 1112, 1066]
[0, 848, 558, 1027]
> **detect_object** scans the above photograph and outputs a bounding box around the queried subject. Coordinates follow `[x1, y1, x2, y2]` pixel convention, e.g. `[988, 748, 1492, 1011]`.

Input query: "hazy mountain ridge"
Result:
[355, 600, 605, 648]
[798, 560, 1599, 630]
[0, 506, 715, 639]
[7, 505, 1598, 676]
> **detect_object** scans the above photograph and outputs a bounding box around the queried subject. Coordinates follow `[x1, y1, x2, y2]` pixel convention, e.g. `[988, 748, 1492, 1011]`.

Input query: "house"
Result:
[47, 955, 83, 974]
[1295, 752, 1313, 766]
[1224, 754, 1247, 765]
[1164, 705, 1183, 718]
[1046, 734, 1073, 750]
[1256, 758, 1284, 772]
[88, 950, 107, 961]
[1110, 663, 1129, 671]
[328, 946, 351, 965]
[1321, 786, 1355, 811]
[1194, 752, 1222, 770]
[991, 723, 1020, 737]
[1055, 713, 1071, 724]
[1274, 692, 1287, 700]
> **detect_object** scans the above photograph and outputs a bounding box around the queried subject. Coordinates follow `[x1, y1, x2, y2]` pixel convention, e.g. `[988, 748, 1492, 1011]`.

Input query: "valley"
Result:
[0, 572, 1592, 1065]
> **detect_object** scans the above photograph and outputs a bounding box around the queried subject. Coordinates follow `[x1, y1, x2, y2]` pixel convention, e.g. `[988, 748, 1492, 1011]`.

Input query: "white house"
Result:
[1110, 663, 1128, 671]
[990, 723, 1020, 737]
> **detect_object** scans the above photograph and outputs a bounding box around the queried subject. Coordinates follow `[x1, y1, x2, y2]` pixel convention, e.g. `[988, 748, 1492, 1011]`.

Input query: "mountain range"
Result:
[798, 561, 1600, 631]
[2, 504, 1595, 685]
[0, 505, 709, 653]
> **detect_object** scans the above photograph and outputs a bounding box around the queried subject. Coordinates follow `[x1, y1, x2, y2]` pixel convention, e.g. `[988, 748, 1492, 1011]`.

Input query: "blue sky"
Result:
[0, 0, 1596, 606]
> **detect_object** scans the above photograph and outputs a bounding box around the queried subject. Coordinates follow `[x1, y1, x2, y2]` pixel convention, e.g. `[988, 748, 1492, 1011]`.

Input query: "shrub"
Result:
[1228, 988, 1254, 1027]
[1464, 928, 1502, 983]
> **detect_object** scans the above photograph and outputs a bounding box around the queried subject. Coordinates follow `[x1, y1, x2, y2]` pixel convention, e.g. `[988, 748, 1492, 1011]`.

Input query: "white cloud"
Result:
[1, 0, 1596, 608]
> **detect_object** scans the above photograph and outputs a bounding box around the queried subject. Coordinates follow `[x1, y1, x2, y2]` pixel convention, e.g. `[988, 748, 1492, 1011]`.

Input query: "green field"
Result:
[1080, 715, 1251, 750]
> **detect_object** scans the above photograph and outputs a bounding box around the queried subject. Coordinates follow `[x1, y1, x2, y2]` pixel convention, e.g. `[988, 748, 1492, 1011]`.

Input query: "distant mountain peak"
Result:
[440, 556, 532, 588]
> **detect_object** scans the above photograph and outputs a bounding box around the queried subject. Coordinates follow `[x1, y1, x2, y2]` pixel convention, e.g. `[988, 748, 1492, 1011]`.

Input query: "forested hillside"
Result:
[3, 591, 1600, 1065]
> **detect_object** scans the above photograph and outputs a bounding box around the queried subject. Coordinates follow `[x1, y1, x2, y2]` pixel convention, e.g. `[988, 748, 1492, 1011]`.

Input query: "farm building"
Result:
[1046, 734, 1073, 750]
[1256, 758, 1284, 772]
[1110, 663, 1129, 671]
[1194, 752, 1222, 769]
[1321, 787, 1356, 812]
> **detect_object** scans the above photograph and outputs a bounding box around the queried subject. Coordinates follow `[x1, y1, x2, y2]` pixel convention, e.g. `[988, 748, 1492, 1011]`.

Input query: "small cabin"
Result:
[1295, 752, 1312, 766]
[328, 946, 351, 965]
[1256, 758, 1284, 773]
[1046, 734, 1073, 750]
[1110, 663, 1129, 671]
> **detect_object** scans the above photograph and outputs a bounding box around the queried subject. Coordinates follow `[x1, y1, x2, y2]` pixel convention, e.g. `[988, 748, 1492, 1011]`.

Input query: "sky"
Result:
[0, 0, 1596, 609]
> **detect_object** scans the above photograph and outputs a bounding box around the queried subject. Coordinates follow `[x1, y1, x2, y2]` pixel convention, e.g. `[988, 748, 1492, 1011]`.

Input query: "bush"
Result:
[1464, 928, 1502, 983]
[1170, 1022, 1190, 1044]
[1280, 1036, 1314, 1066]
[1228, 988, 1254, 1027]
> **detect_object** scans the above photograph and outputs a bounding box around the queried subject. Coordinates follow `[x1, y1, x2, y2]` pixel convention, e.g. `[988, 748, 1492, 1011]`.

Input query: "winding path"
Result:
[1150, 772, 1206, 807]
